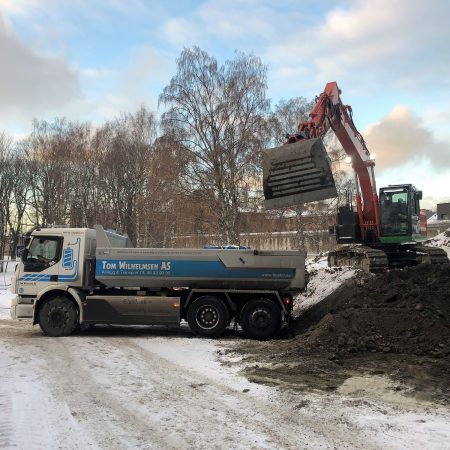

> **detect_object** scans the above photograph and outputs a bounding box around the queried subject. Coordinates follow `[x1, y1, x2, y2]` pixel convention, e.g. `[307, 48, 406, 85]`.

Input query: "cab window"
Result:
[23, 237, 62, 272]
[380, 189, 409, 236]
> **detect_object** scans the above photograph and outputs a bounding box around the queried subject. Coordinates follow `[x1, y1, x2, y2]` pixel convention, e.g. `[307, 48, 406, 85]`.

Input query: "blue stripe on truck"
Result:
[96, 259, 294, 280]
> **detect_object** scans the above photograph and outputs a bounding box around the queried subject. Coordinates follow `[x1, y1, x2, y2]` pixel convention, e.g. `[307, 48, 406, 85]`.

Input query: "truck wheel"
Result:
[240, 298, 281, 340]
[187, 296, 229, 337]
[38, 296, 78, 337]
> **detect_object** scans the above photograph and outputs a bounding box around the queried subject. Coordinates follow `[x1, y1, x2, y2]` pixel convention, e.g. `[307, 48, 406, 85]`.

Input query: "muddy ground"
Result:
[231, 264, 450, 405]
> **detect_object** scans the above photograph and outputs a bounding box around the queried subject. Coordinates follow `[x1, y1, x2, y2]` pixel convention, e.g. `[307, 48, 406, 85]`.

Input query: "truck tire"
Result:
[187, 295, 229, 337]
[38, 296, 79, 337]
[240, 298, 281, 340]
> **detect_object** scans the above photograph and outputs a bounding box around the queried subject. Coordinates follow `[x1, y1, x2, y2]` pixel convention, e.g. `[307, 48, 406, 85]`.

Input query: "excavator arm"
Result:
[263, 81, 380, 241]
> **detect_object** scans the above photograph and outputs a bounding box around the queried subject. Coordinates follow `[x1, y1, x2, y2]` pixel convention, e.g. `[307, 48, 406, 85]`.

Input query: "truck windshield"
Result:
[24, 236, 62, 272]
[379, 189, 409, 236]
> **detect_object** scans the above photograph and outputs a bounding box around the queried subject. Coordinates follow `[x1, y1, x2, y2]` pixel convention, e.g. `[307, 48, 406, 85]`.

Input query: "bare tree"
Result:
[0, 134, 32, 265]
[0, 133, 15, 264]
[67, 122, 96, 227]
[135, 132, 193, 247]
[93, 106, 158, 244]
[7, 149, 31, 257]
[300, 133, 357, 253]
[160, 47, 269, 244]
[269, 97, 315, 146]
[26, 118, 81, 226]
[264, 102, 357, 253]
[267, 97, 316, 250]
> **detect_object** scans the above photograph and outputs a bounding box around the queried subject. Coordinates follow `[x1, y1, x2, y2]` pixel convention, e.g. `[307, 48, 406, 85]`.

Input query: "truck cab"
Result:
[10, 228, 96, 320]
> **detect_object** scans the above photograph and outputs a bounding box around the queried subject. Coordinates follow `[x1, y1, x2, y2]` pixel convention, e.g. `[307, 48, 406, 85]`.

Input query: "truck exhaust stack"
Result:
[263, 138, 337, 209]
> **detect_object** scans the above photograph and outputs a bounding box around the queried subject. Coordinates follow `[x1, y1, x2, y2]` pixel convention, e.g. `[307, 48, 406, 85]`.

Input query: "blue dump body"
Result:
[95, 247, 306, 291]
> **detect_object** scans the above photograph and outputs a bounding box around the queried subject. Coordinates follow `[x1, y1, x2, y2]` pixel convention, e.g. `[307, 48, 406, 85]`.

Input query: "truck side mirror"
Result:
[416, 191, 423, 200]
[21, 248, 29, 262]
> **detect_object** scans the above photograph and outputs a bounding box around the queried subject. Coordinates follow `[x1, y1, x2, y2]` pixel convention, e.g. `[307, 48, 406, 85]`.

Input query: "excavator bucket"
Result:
[263, 138, 337, 209]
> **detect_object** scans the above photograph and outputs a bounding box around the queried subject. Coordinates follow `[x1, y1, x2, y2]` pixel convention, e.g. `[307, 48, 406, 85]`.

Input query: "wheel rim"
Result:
[48, 306, 69, 329]
[249, 307, 272, 330]
[196, 305, 219, 330]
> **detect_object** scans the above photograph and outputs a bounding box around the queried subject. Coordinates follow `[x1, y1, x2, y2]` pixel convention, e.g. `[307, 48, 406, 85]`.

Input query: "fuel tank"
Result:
[95, 247, 306, 291]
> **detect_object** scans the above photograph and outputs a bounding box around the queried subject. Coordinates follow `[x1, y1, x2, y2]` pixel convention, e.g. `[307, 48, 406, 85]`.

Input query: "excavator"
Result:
[263, 81, 449, 272]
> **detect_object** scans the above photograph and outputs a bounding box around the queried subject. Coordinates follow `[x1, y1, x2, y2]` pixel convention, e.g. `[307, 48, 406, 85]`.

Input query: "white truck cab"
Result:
[10, 227, 96, 320]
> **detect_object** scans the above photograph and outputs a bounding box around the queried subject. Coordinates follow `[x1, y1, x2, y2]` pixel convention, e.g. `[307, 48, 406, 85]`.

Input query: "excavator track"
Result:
[328, 244, 449, 273]
[407, 244, 450, 265]
[328, 246, 389, 273]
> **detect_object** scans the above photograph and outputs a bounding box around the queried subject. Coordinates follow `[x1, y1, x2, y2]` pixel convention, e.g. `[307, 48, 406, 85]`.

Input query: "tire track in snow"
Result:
[0, 335, 99, 450]
[0, 322, 380, 449]
[0, 346, 51, 450]
[39, 339, 181, 449]
[0, 392, 14, 449]
[67, 335, 377, 449]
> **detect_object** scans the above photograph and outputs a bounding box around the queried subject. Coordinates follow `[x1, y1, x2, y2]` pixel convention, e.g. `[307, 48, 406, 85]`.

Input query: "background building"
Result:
[427, 203, 450, 236]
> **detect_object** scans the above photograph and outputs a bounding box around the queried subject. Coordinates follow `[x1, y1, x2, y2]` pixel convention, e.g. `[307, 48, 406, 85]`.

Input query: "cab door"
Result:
[18, 236, 63, 297]
[410, 191, 421, 239]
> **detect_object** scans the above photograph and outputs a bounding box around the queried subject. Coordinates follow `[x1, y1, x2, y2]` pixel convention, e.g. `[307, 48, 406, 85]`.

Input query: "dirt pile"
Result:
[292, 264, 450, 358]
[232, 263, 450, 403]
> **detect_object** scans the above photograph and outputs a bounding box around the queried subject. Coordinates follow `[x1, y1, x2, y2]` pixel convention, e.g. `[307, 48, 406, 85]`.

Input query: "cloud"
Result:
[0, 15, 80, 121]
[0, 0, 43, 16]
[375, 159, 450, 210]
[196, 0, 274, 38]
[363, 105, 450, 171]
[123, 46, 170, 88]
[266, 0, 450, 91]
[0, 0, 152, 18]
[160, 18, 199, 47]
[160, 0, 277, 48]
[103, 46, 171, 116]
[67, 45, 172, 123]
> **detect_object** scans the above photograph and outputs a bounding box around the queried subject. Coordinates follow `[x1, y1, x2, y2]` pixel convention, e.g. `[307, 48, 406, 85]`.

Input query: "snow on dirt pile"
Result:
[293, 254, 361, 317]
[292, 263, 450, 358]
[425, 228, 450, 257]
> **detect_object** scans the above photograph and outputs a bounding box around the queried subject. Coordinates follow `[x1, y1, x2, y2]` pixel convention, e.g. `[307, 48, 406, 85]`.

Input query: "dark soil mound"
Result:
[293, 264, 450, 358]
[232, 263, 450, 403]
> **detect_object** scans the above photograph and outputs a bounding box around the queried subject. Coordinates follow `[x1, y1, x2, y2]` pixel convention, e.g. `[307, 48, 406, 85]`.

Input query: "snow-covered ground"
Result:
[1, 256, 449, 449]
[0, 261, 17, 320]
[1, 320, 450, 449]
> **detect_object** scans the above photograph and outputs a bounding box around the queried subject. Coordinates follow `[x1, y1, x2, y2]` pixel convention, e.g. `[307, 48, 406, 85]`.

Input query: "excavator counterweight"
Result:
[262, 138, 337, 209]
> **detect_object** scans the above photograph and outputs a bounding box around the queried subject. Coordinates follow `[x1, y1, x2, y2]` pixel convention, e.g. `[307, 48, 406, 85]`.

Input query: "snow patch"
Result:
[425, 227, 450, 257]
[0, 261, 17, 319]
[293, 254, 358, 317]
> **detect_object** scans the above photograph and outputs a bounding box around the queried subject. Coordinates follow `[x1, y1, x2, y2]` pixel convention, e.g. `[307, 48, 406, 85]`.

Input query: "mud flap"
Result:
[263, 138, 337, 209]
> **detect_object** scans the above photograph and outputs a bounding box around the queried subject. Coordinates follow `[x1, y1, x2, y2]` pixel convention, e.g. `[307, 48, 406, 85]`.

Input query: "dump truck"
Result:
[10, 225, 306, 339]
[263, 81, 449, 271]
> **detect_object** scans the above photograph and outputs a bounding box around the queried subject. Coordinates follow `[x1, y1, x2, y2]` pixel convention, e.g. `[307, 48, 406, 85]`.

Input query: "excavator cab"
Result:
[378, 184, 422, 243]
[262, 138, 337, 209]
